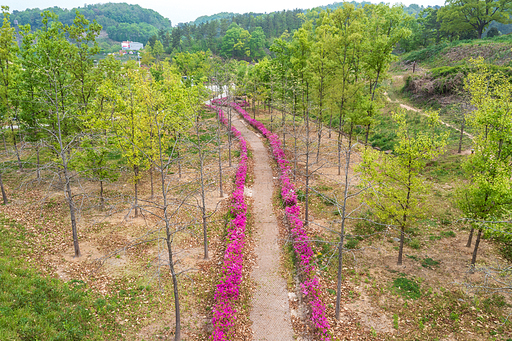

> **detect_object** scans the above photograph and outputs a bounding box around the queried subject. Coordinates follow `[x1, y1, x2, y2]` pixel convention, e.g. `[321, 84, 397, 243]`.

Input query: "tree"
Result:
[248, 26, 266, 60]
[0, 6, 23, 172]
[19, 11, 100, 257]
[361, 4, 411, 144]
[152, 39, 164, 62]
[458, 58, 512, 267]
[438, 0, 512, 39]
[130, 64, 197, 341]
[95, 68, 151, 219]
[221, 23, 251, 60]
[359, 110, 448, 265]
[0, 6, 19, 203]
[71, 136, 119, 210]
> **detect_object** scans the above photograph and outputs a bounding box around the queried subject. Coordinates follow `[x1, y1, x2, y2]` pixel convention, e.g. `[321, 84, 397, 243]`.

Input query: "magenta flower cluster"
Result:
[225, 101, 331, 340]
[207, 104, 249, 341]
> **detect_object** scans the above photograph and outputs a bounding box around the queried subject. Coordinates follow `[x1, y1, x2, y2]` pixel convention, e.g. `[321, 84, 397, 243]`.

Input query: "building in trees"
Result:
[121, 41, 143, 50]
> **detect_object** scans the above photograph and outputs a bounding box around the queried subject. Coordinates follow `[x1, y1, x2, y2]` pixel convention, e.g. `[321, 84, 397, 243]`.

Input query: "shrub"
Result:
[487, 27, 500, 38]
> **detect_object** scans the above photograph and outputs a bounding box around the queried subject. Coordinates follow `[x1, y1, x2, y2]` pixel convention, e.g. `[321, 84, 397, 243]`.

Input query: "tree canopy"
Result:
[438, 0, 512, 39]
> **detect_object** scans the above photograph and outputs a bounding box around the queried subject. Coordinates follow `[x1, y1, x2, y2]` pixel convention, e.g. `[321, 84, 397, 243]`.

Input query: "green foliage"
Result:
[408, 238, 421, 249]
[458, 59, 512, 258]
[421, 257, 440, 269]
[344, 237, 360, 249]
[482, 294, 508, 314]
[221, 23, 253, 60]
[393, 313, 399, 329]
[440, 230, 456, 238]
[486, 27, 501, 38]
[296, 189, 306, 202]
[173, 51, 211, 86]
[11, 3, 171, 45]
[360, 110, 448, 264]
[438, 0, 512, 39]
[392, 275, 422, 300]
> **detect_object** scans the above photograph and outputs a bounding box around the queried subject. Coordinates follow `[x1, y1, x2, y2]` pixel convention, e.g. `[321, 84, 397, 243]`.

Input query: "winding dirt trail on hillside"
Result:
[231, 115, 295, 340]
[387, 76, 475, 142]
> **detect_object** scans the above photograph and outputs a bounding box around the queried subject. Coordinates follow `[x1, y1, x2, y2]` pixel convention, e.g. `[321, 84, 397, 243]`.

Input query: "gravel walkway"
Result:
[231, 115, 295, 340]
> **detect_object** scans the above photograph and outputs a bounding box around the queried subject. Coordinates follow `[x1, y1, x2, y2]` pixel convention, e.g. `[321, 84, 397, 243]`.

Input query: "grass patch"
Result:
[0, 216, 121, 340]
[392, 275, 422, 300]
[440, 230, 456, 238]
[421, 257, 440, 269]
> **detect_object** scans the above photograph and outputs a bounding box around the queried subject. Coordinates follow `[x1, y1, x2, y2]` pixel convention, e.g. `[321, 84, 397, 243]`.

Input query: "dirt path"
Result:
[386, 78, 475, 141]
[231, 115, 295, 340]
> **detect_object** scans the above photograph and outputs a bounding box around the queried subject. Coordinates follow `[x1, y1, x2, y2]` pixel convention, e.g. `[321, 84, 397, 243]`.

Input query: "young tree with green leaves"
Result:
[359, 110, 448, 265]
[133, 64, 199, 340]
[95, 68, 151, 219]
[19, 11, 100, 257]
[361, 4, 411, 144]
[71, 136, 120, 210]
[458, 58, 512, 266]
[0, 6, 22, 172]
[0, 6, 19, 202]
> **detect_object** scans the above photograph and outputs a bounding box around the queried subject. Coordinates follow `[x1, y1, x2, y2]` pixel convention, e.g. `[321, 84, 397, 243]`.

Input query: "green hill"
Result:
[10, 3, 171, 45]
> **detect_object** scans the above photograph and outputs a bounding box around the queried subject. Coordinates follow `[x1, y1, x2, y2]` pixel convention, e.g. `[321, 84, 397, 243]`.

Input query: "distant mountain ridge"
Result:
[10, 3, 171, 44]
[184, 1, 427, 26]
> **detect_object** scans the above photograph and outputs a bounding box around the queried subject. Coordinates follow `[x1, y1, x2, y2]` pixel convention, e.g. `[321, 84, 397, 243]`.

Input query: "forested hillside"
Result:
[170, 2, 425, 58]
[10, 3, 171, 44]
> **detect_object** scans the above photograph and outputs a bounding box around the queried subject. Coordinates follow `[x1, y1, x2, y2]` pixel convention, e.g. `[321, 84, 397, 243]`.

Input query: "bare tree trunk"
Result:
[166, 236, 181, 341]
[134, 164, 139, 218]
[228, 100, 232, 168]
[316, 117, 322, 163]
[150, 166, 154, 199]
[252, 98, 256, 119]
[293, 95, 297, 181]
[282, 110, 286, 149]
[200, 164, 208, 260]
[177, 133, 182, 178]
[36, 144, 41, 180]
[160, 161, 181, 341]
[64, 168, 80, 257]
[471, 228, 483, 267]
[218, 112, 224, 198]
[329, 110, 333, 139]
[466, 228, 474, 247]
[10, 123, 22, 170]
[197, 116, 209, 259]
[397, 227, 405, 265]
[337, 104, 344, 176]
[335, 131, 353, 320]
[365, 123, 371, 146]
[100, 180, 104, 210]
[304, 107, 310, 226]
[0, 171, 8, 205]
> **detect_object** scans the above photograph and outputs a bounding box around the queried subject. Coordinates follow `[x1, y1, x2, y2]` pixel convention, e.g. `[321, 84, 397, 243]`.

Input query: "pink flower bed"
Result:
[206, 104, 248, 341]
[226, 101, 330, 340]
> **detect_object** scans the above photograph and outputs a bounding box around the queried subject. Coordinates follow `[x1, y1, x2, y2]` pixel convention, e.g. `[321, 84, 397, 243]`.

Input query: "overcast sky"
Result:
[8, 0, 446, 25]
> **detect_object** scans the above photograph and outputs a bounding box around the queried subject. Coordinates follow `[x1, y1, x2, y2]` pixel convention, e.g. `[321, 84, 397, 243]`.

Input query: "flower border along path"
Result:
[207, 105, 249, 340]
[219, 99, 331, 341]
[214, 101, 296, 339]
